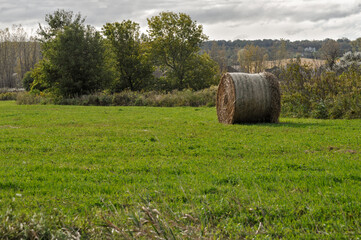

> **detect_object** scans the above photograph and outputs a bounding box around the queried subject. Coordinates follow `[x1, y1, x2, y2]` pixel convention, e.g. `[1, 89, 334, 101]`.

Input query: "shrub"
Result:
[328, 94, 361, 119]
[16, 92, 54, 105]
[110, 88, 217, 107]
[112, 91, 139, 106]
[333, 51, 361, 74]
[281, 57, 361, 119]
[311, 100, 329, 119]
[0, 92, 18, 101]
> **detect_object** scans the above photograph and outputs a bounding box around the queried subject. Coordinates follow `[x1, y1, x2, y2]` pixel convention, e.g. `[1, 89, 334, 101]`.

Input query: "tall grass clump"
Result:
[16, 92, 54, 105]
[0, 92, 18, 101]
[1, 210, 66, 239]
[16, 86, 217, 107]
[0, 88, 25, 101]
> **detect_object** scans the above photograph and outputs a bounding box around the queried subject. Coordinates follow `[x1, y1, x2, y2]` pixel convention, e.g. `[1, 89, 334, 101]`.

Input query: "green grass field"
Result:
[1, 101, 361, 239]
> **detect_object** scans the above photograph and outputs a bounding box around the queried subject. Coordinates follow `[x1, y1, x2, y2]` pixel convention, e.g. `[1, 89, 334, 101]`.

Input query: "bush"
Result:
[328, 94, 361, 119]
[112, 91, 140, 106]
[54, 93, 112, 106]
[0, 88, 26, 101]
[0, 92, 18, 101]
[280, 56, 361, 119]
[311, 100, 329, 119]
[109, 88, 217, 107]
[16, 92, 54, 105]
[334, 51, 361, 74]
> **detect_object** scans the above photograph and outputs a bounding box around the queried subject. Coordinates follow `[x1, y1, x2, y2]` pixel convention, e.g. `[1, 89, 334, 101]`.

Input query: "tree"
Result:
[275, 39, 289, 67]
[147, 12, 211, 90]
[22, 71, 34, 91]
[0, 25, 41, 89]
[14, 26, 41, 81]
[237, 44, 268, 73]
[102, 21, 154, 91]
[320, 39, 340, 69]
[0, 27, 17, 88]
[32, 10, 110, 96]
[208, 41, 228, 73]
[351, 38, 361, 52]
[183, 53, 219, 90]
[37, 9, 85, 41]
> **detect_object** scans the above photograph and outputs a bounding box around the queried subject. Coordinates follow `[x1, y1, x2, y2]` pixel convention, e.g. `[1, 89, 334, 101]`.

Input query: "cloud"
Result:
[0, 0, 360, 40]
[185, 0, 361, 24]
[191, 0, 361, 40]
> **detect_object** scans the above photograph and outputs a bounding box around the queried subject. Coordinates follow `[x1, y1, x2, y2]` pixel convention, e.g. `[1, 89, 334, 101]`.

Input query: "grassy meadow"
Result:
[1, 101, 361, 239]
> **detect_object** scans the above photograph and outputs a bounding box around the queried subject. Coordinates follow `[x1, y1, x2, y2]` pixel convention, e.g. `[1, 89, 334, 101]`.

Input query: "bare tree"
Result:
[275, 39, 288, 67]
[0, 25, 41, 89]
[208, 41, 228, 73]
[320, 39, 340, 69]
[0, 28, 17, 88]
[14, 26, 41, 81]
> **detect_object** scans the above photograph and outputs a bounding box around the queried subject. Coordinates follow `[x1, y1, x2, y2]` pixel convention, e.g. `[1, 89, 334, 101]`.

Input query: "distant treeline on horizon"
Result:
[201, 38, 353, 65]
[0, 19, 358, 90]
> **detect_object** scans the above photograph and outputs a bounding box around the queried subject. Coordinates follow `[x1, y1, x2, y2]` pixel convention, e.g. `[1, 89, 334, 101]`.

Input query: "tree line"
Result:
[1, 9, 361, 98]
[19, 10, 219, 97]
[202, 38, 356, 69]
[0, 26, 41, 88]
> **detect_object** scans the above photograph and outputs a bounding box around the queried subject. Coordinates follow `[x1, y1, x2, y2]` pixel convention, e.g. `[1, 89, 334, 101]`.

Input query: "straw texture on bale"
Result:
[216, 72, 281, 124]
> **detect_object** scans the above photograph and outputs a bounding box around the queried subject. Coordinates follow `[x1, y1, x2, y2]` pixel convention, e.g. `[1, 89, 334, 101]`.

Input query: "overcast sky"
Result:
[1, 0, 360, 41]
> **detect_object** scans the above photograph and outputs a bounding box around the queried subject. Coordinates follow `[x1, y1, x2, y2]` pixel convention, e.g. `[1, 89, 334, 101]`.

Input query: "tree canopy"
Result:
[147, 12, 216, 90]
[102, 20, 154, 91]
[32, 11, 110, 97]
[37, 9, 85, 41]
[237, 44, 268, 73]
[27, 10, 220, 95]
[320, 39, 340, 69]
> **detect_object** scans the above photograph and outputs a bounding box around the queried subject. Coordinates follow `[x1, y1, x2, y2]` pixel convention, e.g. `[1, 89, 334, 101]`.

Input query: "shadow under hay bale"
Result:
[216, 72, 281, 124]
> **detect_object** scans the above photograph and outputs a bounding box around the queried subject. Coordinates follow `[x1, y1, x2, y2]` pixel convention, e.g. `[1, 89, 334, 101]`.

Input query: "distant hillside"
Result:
[201, 38, 352, 66]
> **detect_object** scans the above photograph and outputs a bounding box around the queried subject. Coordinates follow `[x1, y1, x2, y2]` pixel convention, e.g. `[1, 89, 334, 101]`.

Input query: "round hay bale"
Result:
[216, 72, 281, 124]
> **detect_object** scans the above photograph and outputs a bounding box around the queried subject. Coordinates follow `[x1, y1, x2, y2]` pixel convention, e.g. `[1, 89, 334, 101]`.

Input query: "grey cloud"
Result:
[185, 1, 361, 25]
[0, 0, 358, 26]
[285, 3, 361, 22]
[0, 0, 360, 40]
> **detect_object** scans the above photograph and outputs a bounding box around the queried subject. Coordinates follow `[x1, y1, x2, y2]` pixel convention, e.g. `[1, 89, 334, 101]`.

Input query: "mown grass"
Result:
[1, 101, 360, 239]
